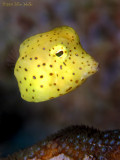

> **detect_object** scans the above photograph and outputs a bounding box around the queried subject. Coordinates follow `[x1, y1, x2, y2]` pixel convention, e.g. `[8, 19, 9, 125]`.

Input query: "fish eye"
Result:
[56, 51, 63, 57]
[50, 44, 68, 60]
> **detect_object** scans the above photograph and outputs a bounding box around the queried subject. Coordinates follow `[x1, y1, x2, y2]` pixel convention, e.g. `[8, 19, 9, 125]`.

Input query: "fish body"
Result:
[1, 125, 120, 160]
[14, 26, 98, 102]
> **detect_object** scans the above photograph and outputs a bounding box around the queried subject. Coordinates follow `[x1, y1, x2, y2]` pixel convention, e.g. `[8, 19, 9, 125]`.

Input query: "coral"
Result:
[1, 125, 120, 160]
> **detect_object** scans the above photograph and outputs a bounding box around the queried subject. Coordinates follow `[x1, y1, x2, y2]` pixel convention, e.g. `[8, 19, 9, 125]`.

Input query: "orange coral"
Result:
[2, 125, 120, 160]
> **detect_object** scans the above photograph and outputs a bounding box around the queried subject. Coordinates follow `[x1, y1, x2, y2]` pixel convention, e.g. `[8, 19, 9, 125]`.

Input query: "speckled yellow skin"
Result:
[14, 26, 98, 102]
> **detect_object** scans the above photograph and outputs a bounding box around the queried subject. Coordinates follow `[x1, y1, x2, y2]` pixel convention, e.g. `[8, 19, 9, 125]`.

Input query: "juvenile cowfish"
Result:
[1, 125, 120, 160]
[14, 26, 98, 102]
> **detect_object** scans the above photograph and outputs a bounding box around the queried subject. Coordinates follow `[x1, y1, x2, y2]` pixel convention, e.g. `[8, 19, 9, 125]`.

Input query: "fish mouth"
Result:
[91, 61, 99, 73]
[81, 60, 99, 81]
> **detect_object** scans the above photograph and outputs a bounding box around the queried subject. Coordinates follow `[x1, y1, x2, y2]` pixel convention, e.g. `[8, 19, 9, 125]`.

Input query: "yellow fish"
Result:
[14, 26, 98, 102]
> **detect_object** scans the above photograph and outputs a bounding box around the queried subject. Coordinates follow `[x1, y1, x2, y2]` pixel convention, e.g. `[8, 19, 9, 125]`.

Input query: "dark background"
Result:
[0, 0, 120, 157]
